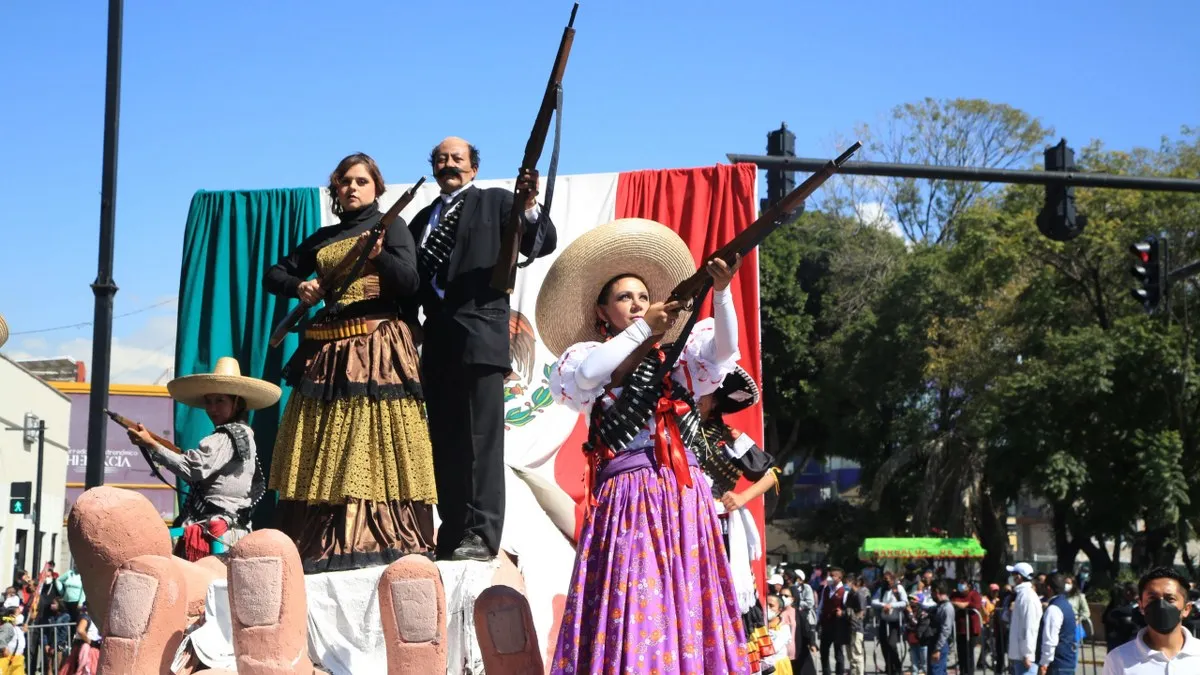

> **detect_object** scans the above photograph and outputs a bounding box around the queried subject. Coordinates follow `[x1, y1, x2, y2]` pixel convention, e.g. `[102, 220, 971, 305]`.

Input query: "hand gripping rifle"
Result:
[609, 142, 863, 391]
[105, 409, 181, 453]
[105, 409, 188, 495]
[491, 3, 579, 294]
[268, 177, 427, 348]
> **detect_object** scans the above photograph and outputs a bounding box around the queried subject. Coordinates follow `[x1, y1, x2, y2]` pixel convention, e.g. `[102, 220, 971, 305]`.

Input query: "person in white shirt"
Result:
[1036, 573, 1078, 675]
[1007, 562, 1044, 675]
[1104, 566, 1200, 675]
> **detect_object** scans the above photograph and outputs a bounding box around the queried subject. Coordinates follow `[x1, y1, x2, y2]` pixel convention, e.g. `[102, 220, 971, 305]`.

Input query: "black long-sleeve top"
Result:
[263, 202, 418, 317]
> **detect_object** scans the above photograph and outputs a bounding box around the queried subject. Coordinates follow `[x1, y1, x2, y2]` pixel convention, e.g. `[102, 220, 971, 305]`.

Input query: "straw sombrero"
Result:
[167, 357, 281, 410]
[536, 218, 697, 357]
[713, 365, 761, 414]
[0, 314, 7, 350]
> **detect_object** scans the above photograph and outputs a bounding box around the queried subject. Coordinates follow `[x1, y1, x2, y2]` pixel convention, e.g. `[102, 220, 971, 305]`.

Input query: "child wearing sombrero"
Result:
[127, 357, 280, 562]
[698, 365, 783, 674]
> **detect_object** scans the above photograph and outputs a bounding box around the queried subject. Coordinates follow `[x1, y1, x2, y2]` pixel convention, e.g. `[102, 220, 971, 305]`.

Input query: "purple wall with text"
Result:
[63, 392, 178, 520]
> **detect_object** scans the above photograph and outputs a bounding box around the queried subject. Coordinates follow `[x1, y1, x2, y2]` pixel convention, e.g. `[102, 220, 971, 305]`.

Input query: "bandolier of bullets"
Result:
[698, 421, 743, 498]
[303, 317, 377, 341]
[418, 199, 465, 284]
[595, 349, 703, 455]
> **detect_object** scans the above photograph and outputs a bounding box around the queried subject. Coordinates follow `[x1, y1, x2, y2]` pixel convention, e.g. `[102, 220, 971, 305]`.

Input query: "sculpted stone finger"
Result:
[474, 584, 543, 674]
[172, 556, 224, 627]
[226, 529, 314, 674]
[98, 554, 187, 675]
[67, 486, 173, 633]
[378, 554, 447, 674]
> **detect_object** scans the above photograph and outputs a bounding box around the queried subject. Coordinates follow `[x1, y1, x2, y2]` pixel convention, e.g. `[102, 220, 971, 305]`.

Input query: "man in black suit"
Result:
[408, 136, 557, 561]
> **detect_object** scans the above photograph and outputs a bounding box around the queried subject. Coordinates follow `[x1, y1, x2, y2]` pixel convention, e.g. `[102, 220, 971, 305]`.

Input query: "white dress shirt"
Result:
[1038, 596, 1065, 667]
[1103, 627, 1200, 675]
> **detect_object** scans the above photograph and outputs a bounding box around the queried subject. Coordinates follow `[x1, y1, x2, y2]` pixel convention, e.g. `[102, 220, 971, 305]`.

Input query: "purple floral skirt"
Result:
[550, 452, 749, 674]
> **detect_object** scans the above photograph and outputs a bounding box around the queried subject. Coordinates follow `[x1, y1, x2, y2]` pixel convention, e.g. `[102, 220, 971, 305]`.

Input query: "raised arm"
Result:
[147, 432, 235, 483]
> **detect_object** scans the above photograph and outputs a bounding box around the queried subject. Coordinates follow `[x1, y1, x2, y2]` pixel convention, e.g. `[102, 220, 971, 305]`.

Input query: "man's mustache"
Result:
[436, 167, 463, 179]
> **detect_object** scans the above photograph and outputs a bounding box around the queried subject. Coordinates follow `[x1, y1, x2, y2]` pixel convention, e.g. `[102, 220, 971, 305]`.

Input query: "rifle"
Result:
[491, 3, 580, 294]
[636, 142, 862, 385]
[667, 141, 862, 309]
[268, 177, 427, 348]
[105, 409, 181, 453]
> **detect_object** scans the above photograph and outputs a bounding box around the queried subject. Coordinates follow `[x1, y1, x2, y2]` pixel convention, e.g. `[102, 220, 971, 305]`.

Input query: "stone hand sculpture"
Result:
[68, 486, 556, 674]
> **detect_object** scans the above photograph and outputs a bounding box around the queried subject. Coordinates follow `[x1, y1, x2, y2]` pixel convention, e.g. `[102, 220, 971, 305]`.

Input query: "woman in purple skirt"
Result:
[535, 218, 750, 674]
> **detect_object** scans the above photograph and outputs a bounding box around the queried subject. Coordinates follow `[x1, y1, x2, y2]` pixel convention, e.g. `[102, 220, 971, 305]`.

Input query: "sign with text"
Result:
[61, 390, 178, 521]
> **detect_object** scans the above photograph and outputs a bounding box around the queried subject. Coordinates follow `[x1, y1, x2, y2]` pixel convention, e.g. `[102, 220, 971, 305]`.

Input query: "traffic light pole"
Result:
[32, 420, 45, 573]
[724, 154, 1200, 193]
[1169, 260, 1200, 282]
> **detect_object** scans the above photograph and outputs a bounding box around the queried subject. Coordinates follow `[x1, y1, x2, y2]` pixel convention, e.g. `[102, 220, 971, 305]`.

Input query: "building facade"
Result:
[0, 355, 71, 581]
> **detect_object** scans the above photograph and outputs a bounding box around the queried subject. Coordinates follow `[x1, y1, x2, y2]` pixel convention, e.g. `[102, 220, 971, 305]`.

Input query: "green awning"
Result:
[859, 537, 986, 560]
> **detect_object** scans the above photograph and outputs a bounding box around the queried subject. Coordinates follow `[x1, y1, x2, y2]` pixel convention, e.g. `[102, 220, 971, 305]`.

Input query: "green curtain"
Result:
[174, 188, 323, 528]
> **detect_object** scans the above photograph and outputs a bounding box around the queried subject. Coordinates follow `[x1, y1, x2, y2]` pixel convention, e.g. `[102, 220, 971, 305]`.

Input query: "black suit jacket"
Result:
[406, 185, 557, 369]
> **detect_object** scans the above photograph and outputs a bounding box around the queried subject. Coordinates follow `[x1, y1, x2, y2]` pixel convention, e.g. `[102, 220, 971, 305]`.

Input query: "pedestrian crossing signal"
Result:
[9, 481, 31, 515]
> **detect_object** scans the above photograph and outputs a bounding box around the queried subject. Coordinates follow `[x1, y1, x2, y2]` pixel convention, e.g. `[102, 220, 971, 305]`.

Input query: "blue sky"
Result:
[1, 0, 1196, 382]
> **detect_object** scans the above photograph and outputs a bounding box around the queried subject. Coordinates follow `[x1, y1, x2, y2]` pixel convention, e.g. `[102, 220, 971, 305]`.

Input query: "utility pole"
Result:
[85, 0, 124, 488]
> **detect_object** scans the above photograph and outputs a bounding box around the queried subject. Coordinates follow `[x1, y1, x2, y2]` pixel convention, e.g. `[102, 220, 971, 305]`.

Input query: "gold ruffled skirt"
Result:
[269, 319, 437, 572]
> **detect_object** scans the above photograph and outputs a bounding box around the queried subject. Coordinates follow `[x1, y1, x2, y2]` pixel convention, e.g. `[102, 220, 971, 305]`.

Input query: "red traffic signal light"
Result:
[1129, 237, 1166, 312]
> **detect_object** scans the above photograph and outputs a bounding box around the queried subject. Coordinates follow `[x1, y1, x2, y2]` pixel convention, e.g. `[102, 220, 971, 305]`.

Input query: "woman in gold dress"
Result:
[264, 152, 436, 573]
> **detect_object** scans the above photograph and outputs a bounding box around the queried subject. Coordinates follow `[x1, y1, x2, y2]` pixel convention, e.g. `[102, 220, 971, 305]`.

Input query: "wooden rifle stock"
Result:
[666, 142, 862, 307]
[268, 177, 427, 348]
[491, 3, 580, 294]
[105, 409, 181, 453]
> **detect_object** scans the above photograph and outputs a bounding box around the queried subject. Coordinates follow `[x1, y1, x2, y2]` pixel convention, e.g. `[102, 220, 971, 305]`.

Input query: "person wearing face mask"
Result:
[766, 594, 795, 675]
[1034, 574, 1078, 675]
[1007, 562, 1044, 675]
[1064, 574, 1093, 644]
[951, 578, 984, 675]
[778, 586, 799, 661]
[872, 571, 908, 675]
[818, 567, 849, 675]
[1103, 567, 1200, 675]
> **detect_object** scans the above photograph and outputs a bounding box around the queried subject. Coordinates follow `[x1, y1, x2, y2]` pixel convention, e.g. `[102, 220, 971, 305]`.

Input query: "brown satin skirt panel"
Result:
[276, 498, 434, 574]
[293, 318, 423, 402]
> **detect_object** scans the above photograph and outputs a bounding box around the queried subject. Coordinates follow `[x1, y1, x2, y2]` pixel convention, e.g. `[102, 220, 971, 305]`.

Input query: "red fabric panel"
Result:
[614, 162, 766, 596]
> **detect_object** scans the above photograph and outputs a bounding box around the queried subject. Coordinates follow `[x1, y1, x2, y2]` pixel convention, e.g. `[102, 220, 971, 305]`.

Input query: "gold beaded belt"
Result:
[303, 317, 387, 341]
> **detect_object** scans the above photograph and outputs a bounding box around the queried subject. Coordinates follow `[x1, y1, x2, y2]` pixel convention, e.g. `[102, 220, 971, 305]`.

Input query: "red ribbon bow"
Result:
[654, 396, 694, 490]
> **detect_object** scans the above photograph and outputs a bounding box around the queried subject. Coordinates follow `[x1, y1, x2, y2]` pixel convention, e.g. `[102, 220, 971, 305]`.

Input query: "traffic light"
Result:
[1037, 139, 1088, 242]
[763, 122, 797, 212]
[9, 481, 31, 515]
[1130, 236, 1167, 312]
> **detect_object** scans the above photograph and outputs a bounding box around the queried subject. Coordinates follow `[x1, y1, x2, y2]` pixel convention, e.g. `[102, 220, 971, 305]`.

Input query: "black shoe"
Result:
[451, 534, 493, 562]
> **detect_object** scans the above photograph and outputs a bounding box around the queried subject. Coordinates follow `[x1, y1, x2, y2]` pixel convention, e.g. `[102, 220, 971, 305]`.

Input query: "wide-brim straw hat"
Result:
[0, 314, 7, 349]
[536, 218, 697, 357]
[714, 365, 761, 413]
[167, 357, 281, 410]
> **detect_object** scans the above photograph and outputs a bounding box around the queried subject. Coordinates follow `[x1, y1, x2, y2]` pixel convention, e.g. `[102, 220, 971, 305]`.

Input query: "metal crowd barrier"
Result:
[3, 621, 79, 675]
